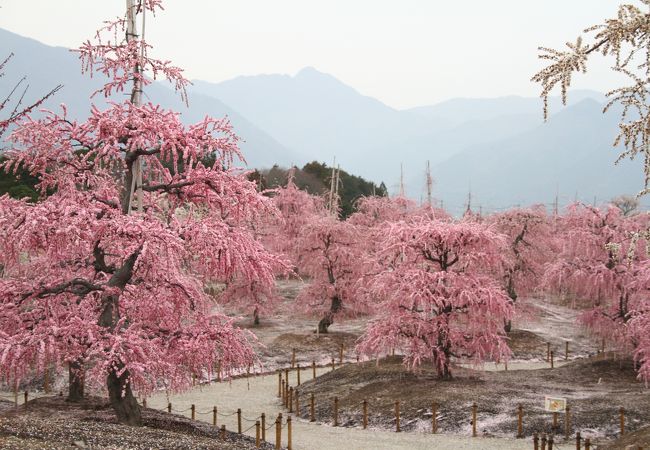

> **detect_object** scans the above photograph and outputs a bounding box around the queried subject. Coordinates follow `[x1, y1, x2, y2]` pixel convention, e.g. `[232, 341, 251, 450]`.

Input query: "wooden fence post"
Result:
[220, 424, 226, 440]
[255, 421, 261, 448]
[363, 400, 368, 429]
[565, 405, 571, 440]
[472, 403, 477, 437]
[287, 416, 292, 450]
[167, 402, 172, 413]
[275, 414, 282, 450]
[585, 437, 591, 450]
[432, 401, 437, 434]
[620, 407, 625, 435]
[553, 411, 558, 430]
[24, 391, 28, 405]
[576, 431, 581, 449]
[550, 351, 554, 368]
[331, 357, 335, 371]
[541, 434, 547, 450]
[278, 371, 282, 397]
[310, 393, 315, 422]
[547, 342, 551, 362]
[213, 406, 217, 426]
[297, 364, 301, 386]
[472, 403, 478, 437]
[261, 413, 266, 442]
[533, 433, 539, 450]
[191, 404, 195, 421]
[312, 360, 316, 379]
[284, 369, 289, 387]
[237, 408, 242, 434]
[334, 397, 339, 426]
[395, 400, 401, 432]
[549, 434, 554, 449]
[291, 348, 296, 368]
[517, 404, 523, 438]
[289, 387, 294, 413]
[565, 341, 569, 360]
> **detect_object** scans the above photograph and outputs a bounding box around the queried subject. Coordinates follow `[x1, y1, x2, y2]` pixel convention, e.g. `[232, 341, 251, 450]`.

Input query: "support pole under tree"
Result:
[255, 421, 260, 448]
[310, 394, 315, 422]
[213, 406, 217, 427]
[533, 433, 539, 450]
[297, 365, 301, 386]
[220, 425, 226, 440]
[585, 437, 591, 449]
[291, 348, 296, 368]
[278, 371, 282, 397]
[517, 404, 523, 438]
[553, 411, 558, 430]
[565, 341, 569, 360]
[546, 342, 551, 362]
[312, 360, 316, 379]
[576, 431, 581, 449]
[238, 408, 242, 434]
[261, 413, 266, 442]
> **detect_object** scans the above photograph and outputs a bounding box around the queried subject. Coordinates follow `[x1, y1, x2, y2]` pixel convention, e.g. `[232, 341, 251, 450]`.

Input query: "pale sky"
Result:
[0, 0, 630, 109]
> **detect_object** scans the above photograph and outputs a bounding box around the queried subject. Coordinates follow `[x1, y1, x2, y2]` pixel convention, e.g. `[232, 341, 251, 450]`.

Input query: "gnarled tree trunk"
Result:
[67, 360, 85, 402]
[318, 295, 342, 334]
[98, 250, 142, 425]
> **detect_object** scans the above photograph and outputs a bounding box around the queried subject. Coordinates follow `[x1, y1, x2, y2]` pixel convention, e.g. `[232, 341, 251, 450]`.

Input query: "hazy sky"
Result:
[0, 0, 630, 109]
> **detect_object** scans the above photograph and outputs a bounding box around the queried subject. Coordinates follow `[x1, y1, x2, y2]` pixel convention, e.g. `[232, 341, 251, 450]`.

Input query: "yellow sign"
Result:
[544, 396, 566, 413]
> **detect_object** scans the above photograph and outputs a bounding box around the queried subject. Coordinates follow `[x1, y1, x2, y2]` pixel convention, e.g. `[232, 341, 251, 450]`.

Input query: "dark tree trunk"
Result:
[67, 360, 85, 402]
[107, 363, 141, 426]
[318, 314, 333, 334]
[98, 249, 142, 425]
[317, 295, 342, 334]
[253, 307, 260, 326]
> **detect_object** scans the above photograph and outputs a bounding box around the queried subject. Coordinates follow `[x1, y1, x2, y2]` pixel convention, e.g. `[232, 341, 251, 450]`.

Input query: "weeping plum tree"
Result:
[296, 215, 368, 333]
[357, 219, 513, 378]
[488, 206, 552, 332]
[0, 0, 281, 425]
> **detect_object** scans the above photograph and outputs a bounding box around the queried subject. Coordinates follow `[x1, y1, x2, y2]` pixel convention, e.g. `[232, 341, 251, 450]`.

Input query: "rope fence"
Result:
[0, 339, 639, 449]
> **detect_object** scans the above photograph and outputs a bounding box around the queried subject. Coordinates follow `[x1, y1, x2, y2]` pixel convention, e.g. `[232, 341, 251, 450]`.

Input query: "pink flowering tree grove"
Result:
[544, 204, 650, 352]
[357, 219, 513, 379]
[0, 0, 281, 425]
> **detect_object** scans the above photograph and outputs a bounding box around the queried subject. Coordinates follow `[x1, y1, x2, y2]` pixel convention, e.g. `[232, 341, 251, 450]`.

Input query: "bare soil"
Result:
[294, 355, 649, 441]
[0, 396, 271, 449]
[602, 425, 650, 449]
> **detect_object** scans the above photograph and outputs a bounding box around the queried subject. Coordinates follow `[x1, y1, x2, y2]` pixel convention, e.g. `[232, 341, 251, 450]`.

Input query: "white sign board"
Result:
[544, 396, 566, 413]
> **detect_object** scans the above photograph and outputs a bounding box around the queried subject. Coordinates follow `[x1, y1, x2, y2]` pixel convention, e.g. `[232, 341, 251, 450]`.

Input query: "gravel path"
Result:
[148, 369, 537, 450]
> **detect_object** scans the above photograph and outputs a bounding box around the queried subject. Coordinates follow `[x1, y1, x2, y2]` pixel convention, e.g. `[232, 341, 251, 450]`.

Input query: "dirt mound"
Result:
[600, 425, 650, 449]
[0, 396, 271, 449]
[507, 329, 549, 359]
[291, 356, 648, 439]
